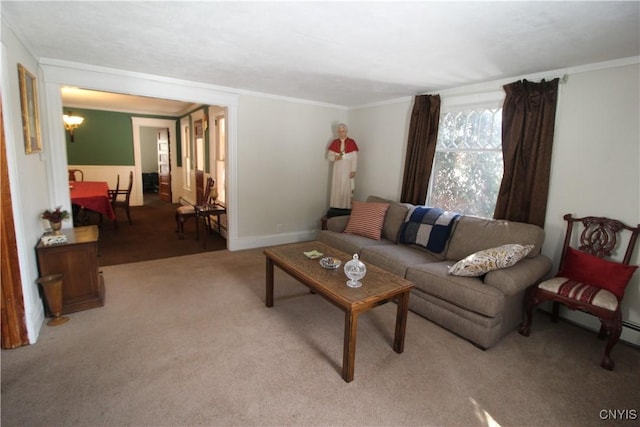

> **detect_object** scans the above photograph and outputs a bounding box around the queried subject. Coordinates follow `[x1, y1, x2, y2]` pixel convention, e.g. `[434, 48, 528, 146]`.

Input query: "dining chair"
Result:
[111, 171, 133, 227]
[68, 169, 84, 182]
[108, 174, 120, 204]
[98, 174, 121, 226]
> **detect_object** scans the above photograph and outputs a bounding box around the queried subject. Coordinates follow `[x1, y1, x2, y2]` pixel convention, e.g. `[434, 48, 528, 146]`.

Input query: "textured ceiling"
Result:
[3, 1, 639, 108]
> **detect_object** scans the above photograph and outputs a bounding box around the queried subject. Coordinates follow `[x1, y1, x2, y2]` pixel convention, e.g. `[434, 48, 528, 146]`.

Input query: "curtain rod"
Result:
[545, 74, 569, 84]
[434, 72, 570, 98]
[524, 73, 568, 84]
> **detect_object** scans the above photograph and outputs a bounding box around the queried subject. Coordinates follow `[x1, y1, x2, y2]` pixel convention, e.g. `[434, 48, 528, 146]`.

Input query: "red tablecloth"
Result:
[70, 181, 116, 220]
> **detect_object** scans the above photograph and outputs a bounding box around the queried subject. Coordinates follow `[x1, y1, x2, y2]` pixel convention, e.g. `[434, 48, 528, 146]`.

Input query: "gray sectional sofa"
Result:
[318, 195, 552, 349]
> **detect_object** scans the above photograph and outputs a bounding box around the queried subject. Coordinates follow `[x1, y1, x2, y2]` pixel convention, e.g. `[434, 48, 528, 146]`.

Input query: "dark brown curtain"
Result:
[400, 94, 441, 205]
[494, 79, 559, 228]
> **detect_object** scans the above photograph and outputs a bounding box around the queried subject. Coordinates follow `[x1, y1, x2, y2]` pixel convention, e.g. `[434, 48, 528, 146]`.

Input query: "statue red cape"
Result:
[328, 138, 359, 154]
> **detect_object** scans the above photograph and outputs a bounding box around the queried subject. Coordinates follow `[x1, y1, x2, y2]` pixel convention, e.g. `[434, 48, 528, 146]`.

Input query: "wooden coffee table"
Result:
[264, 241, 414, 382]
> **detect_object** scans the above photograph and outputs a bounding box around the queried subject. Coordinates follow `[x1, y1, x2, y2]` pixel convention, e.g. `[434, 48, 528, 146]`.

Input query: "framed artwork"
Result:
[17, 64, 42, 154]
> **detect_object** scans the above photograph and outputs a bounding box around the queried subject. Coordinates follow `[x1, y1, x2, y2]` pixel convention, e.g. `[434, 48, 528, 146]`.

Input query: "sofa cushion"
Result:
[448, 244, 534, 277]
[361, 244, 441, 278]
[483, 255, 552, 296]
[317, 230, 392, 256]
[408, 290, 503, 349]
[446, 216, 544, 261]
[406, 262, 505, 318]
[325, 215, 350, 233]
[366, 195, 412, 243]
[344, 201, 389, 240]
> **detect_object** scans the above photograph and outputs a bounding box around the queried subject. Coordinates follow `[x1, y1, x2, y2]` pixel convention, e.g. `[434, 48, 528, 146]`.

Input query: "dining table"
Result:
[69, 181, 116, 221]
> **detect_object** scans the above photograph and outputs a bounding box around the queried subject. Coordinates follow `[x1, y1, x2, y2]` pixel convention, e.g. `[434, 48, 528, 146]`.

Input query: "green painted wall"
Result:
[64, 107, 180, 166]
[65, 108, 134, 165]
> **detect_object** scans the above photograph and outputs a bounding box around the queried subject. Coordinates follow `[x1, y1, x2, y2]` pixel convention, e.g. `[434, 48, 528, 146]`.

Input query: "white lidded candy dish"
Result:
[344, 253, 366, 288]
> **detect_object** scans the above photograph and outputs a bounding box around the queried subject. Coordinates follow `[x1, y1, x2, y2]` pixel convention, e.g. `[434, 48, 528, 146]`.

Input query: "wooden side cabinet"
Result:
[36, 225, 104, 315]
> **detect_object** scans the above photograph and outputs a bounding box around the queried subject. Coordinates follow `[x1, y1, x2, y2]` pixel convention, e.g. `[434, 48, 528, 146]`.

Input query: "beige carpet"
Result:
[2, 248, 639, 427]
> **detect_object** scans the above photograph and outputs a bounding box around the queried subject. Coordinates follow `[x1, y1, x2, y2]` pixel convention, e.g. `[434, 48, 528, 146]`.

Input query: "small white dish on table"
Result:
[319, 257, 341, 269]
[304, 250, 323, 259]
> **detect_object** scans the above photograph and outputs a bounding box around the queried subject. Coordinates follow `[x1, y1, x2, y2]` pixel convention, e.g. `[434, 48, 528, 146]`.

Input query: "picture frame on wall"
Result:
[17, 63, 42, 154]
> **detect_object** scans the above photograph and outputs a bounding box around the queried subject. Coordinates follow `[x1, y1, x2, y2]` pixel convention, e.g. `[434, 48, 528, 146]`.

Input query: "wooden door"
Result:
[157, 128, 171, 202]
[195, 170, 204, 205]
[1, 96, 29, 349]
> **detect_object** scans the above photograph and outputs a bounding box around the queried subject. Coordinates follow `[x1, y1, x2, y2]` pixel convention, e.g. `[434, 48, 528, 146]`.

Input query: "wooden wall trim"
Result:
[1, 95, 30, 349]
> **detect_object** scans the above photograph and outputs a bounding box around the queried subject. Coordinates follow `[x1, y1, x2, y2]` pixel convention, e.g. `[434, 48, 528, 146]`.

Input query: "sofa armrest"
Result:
[325, 215, 350, 233]
[483, 255, 553, 296]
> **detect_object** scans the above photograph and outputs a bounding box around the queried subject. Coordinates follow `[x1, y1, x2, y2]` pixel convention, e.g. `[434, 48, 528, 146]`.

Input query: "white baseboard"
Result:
[560, 308, 640, 348]
[228, 230, 318, 251]
[539, 303, 640, 348]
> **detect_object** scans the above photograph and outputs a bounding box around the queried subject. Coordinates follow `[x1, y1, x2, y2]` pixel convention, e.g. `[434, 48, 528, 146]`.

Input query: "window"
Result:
[426, 105, 503, 218]
[194, 118, 205, 172]
[214, 115, 226, 204]
[181, 120, 191, 190]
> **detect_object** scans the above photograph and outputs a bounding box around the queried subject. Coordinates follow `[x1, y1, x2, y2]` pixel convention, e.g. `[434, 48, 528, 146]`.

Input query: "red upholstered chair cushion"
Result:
[557, 247, 638, 300]
[344, 201, 390, 240]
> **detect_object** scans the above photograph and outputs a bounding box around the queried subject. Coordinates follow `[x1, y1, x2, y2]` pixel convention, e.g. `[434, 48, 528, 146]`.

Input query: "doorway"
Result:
[5, 70, 239, 347]
[132, 118, 176, 206]
[140, 126, 171, 203]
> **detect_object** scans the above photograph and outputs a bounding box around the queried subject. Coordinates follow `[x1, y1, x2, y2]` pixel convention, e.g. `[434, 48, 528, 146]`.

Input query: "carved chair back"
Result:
[560, 214, 640, 270]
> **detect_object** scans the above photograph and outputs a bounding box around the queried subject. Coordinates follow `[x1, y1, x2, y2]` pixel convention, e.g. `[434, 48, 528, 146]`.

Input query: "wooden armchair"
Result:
[519, 214, 639, 370]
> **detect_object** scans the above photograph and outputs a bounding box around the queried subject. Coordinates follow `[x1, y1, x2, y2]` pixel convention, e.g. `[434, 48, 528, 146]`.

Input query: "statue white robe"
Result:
[328, 140, 358, 209]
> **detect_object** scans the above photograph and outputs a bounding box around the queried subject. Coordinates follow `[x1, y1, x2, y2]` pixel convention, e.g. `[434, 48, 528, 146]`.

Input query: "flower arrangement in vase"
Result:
[41, 206, 70, 233]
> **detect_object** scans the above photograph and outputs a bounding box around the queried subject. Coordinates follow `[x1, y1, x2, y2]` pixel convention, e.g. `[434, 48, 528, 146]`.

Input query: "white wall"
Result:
[140, 126, 159, 173]
[348, 99, 413, 201]
[233, 95, 347, 249]
[545, 63, 639, 345]
[64, 165, 135, 199]
[1, 25, 50, 340]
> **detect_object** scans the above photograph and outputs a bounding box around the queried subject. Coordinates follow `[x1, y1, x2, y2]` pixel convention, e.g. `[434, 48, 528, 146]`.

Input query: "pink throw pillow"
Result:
[344, 201, 390, 240]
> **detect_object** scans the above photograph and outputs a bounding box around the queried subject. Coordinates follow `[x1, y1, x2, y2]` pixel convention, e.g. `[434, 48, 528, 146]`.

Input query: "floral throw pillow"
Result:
[448, 243, 534, 277]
